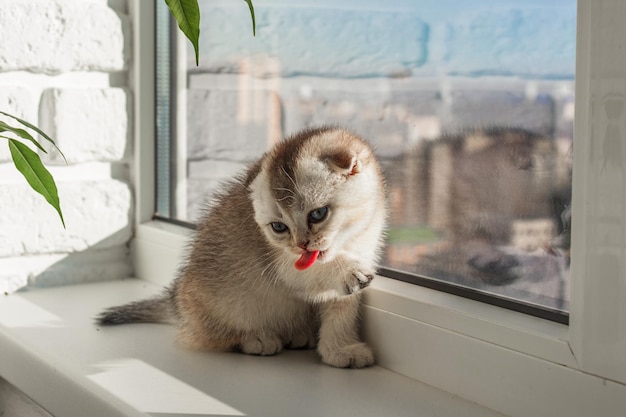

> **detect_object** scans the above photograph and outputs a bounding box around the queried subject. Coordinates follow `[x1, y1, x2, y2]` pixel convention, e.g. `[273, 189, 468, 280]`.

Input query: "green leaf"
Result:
[0, 121, 47, 153]
[8, 139, 65, 228]
[0, 110, 66, 163]
[165, 0, 200, 66]
[243, 0, 256, 36]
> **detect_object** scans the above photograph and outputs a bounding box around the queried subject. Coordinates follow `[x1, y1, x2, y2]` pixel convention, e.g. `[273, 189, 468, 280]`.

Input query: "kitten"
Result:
[97, 127, 388, 368]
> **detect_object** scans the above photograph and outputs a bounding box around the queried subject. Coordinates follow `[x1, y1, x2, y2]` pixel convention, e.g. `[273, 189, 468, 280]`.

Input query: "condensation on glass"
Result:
[156, 0, 576, 321]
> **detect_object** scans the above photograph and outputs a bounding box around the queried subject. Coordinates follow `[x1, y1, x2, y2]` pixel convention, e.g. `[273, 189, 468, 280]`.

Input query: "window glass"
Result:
[157, 0, 576, 321]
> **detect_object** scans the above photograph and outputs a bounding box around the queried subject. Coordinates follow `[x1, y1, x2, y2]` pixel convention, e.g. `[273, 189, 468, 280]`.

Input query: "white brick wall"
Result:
[0, 0, 133, 293]
[40, 88, 131, 164]
[0, 0, 129, 74]
[0, 87, 36, 162]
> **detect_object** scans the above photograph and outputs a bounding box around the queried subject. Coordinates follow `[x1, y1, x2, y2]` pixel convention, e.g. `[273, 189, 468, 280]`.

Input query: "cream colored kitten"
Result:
[97, 127, 388, 368]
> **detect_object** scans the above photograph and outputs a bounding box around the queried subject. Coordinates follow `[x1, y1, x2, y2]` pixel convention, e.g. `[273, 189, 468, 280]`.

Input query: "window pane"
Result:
[158, 0, 575, 320]
[155, 2, 173, 219]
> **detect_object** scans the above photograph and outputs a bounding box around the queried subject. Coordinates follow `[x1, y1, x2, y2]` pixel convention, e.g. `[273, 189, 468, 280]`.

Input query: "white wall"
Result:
[0, 0, 134, 293]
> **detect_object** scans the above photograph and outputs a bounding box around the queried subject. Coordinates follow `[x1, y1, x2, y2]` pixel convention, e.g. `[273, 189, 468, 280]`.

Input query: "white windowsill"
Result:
[0, 279, 508, 417]
[133, 220, 576, 369]
[132, 218, 626, 417]
[2, 220, 625, 417]
[366, 276, 575, 367]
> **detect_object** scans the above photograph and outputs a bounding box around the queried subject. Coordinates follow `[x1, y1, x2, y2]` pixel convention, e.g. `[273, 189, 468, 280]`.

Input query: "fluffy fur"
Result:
[97, 127, 388, 368]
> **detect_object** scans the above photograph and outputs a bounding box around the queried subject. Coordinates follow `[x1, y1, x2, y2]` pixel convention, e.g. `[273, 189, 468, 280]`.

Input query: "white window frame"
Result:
[130, 1, 626, 416]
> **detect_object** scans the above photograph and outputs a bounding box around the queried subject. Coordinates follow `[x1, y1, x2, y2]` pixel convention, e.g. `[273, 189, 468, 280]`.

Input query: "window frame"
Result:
[130, 1, 626, 415]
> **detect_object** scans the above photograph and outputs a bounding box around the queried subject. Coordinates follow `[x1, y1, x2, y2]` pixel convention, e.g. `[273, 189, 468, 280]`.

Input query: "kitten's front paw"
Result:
[346, 270, 374, 294]
[240, 333, 283, 356]
[319, 343, 375, 368]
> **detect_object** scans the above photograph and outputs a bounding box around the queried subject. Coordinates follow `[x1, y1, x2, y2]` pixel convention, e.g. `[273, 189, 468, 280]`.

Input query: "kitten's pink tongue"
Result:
[295, 250, 320, 271]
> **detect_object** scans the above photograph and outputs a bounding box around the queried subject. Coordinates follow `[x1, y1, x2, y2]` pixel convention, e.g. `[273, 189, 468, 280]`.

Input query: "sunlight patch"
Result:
[0, 296, 64, 328]
[87, 359, 245, 416]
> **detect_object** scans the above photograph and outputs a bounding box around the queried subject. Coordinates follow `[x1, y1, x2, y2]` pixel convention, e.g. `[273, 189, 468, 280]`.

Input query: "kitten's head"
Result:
[248, 127, 386, 270]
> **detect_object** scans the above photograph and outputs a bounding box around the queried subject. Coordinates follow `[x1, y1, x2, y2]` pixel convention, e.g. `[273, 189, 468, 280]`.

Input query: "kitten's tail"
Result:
[95, 291, 174, 326]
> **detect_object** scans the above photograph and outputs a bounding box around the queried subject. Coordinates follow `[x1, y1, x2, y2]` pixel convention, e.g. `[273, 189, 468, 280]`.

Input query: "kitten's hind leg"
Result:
[240, 332, 284, 356]
[176, 323, 239, 353]
[317, 294, 374, 368]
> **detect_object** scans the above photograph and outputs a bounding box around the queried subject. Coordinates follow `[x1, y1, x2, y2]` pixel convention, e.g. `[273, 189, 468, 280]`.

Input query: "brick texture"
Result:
[0, 88, 36, 162]
[0, 180, 132, 257]
[40, 88, 131, 164]
[0, 0, 133, 291]
[0, 0, 129, 74]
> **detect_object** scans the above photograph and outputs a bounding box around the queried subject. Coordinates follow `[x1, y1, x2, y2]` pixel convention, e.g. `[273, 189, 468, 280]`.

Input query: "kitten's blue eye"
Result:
[270, 222, 288, 233]
[308, 206, 329, 224]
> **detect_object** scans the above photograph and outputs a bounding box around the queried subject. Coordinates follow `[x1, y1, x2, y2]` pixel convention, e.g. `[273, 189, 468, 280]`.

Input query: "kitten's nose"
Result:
[297, 240, 309, 250]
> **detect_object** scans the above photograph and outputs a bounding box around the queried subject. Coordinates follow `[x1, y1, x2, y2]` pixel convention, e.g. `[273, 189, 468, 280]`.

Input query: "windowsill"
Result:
[128, 219, 626, 417]
[134, 220, 577, 369]
[366, 276, 576, 368]
[0, 279, 508, 417]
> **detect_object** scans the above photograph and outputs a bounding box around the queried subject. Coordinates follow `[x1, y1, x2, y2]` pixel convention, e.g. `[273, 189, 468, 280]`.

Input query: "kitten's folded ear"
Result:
[323, 148, 369, 177]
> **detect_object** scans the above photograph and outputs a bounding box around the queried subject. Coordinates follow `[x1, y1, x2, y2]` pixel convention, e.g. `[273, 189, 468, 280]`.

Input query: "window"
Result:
[132, 1, 626, 408]
[154, 0, 575, 323]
